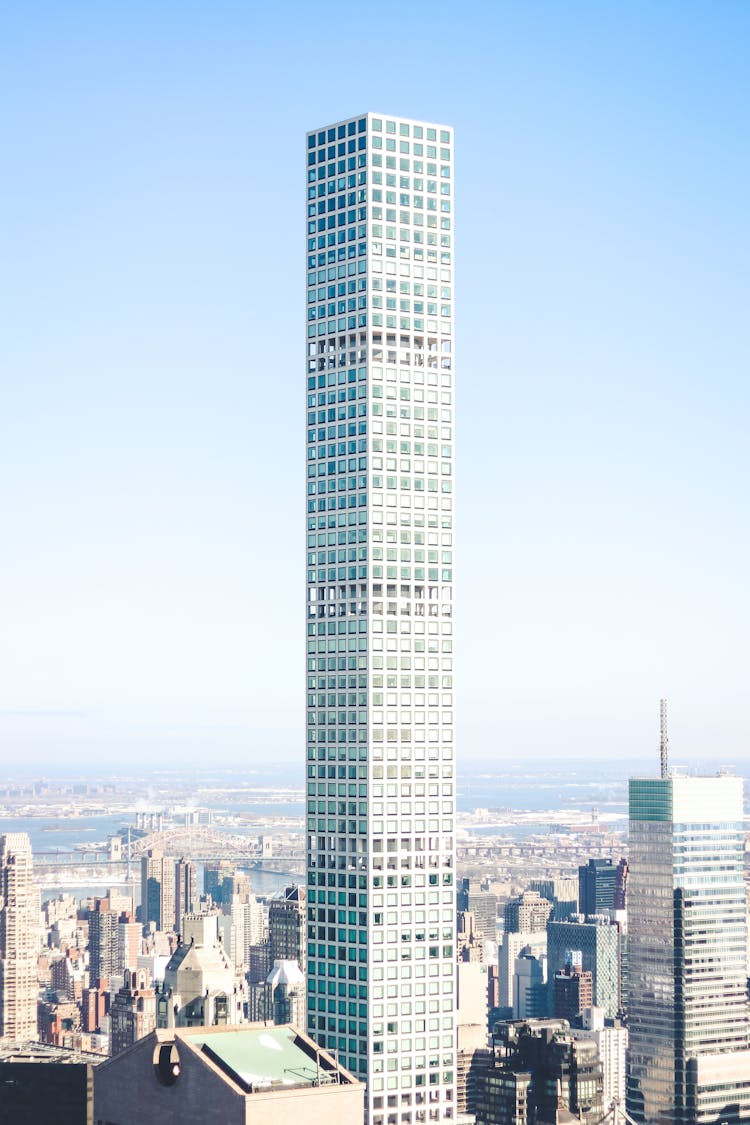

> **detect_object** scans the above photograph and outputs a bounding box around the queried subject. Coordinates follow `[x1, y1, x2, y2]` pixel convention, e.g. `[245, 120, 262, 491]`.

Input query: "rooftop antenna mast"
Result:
[659, 698, 669, 779]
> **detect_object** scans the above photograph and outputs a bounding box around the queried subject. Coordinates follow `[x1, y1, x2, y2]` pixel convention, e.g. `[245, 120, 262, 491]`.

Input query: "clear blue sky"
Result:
[1, 1, 748, 771]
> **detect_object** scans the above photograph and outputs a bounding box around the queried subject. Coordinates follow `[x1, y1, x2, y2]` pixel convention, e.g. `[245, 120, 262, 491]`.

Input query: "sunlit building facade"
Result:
[0, 833, 38, 1041]
[627, 775, 750, 1125]
[305, 113, 456, 1123]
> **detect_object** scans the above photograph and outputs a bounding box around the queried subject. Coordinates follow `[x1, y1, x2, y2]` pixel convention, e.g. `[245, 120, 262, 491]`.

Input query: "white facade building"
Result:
[157, 913, 245, 1028]
[512, 952, 547, 1019]
[576, 1006, 627, 1107]
[457, 961, 488, 1029]
[497, 930, 547, 1010]
[306, 113, 456, 1124]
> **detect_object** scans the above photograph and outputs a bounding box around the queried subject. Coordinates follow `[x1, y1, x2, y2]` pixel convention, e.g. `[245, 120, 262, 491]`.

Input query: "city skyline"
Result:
[2, 2, 749, 769]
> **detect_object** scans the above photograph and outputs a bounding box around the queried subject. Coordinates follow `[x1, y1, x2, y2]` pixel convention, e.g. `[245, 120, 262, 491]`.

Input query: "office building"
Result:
[627, 771, 750, 1125]
[578, 859, 617, 918]
[219, 897, 249, 979]
[305, 113, 456, 1124]
[243, 893, 267, 951]
[88, 900, 119, 981]
[109, 968, 156, 1057]
[0, 1040, 103, 1125]
[80, 982, 108, 1035]
[575, 1007, 627, 1107]
[512, 953, 546, 1020]
[613, 857, 628, 911]
[140, 850, 175, 933]
[0, 832, 38, 1041]
[458, 909, 486, 963]
[458, 878, 499, 944]
[497, 931, 547, 1012]
[458, 961, 490, 1029]
[95, 1024, 364, 1125]
[269, 884, 306, 966]
[547, 917, 620, 1020]
[118, 911, 141, 973]
[504, 891, 552, 934]
[456, 1022, 491, 1120]
[529, 877, 579, 922]
[475, 1020, 603, 1125]
[247, 940, 272, 986]
[552, 960, 593, 1024]
[268, 885, 307, 1028]
[203, 859, 236, 907]
[174, 857, 196, 933]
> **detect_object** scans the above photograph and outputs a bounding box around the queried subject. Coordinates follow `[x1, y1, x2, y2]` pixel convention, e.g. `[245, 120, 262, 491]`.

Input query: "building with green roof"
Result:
[94, 1022, 363, 1124]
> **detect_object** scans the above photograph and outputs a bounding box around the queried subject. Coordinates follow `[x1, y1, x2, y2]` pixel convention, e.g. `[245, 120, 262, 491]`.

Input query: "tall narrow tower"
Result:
[305, 113, 456, 1124]
[627, 714, 750, 1125]
[0, 832, 38, 1041]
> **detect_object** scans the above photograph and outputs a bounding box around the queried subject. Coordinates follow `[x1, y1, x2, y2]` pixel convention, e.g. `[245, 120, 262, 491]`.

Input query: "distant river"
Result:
[4, 757, 749, 903]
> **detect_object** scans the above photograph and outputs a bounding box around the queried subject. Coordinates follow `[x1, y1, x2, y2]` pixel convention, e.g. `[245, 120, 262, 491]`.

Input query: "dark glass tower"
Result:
[578, 858, 617, 916]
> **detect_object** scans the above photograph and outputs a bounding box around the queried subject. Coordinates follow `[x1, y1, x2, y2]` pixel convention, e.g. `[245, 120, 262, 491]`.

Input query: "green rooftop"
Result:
[188, 1026, 338, 1091]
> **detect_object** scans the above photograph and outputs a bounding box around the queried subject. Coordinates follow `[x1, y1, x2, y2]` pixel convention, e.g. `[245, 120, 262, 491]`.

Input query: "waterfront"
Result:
[2, 758, 750, 903]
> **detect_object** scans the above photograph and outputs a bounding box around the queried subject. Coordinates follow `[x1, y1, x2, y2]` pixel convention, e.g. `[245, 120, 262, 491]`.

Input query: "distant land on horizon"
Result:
[2, 755, 748, 783]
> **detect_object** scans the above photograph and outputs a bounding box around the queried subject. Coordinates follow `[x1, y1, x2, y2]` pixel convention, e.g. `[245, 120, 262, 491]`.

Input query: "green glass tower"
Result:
[627, 773, 750, 1124]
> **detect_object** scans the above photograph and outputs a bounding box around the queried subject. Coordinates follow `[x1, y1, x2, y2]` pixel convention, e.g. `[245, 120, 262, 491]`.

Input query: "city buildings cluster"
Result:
[0, 114, 747, 1125]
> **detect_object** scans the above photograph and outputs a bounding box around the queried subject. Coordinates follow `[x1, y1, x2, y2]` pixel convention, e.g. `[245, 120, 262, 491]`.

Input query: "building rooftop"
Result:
[186, 1024, 333, 1090]
[266, 959, 305, 989]
[0, 1040, 105, 1065]
[95, 1022, 364, 1125]
[130, 1023, 358, 1095]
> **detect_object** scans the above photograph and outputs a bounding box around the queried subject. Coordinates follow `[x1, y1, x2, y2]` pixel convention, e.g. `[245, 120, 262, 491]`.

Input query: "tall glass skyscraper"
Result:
[627, 774, 750, 1125]
[305, 114, 456, 1124]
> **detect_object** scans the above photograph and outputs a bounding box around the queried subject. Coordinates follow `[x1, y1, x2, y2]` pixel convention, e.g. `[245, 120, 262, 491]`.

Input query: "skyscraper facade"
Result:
[269, 884, 306, 967]
[305, 113, 456, 1124]
[457, 877, 498, 944]
[174, 857, 196, 933]
[627, 774, 750, 1125]
[88, 900, 119, 982]
[578, 858, 617, 917]
[547, 917, 621, 1020]
[140, 850, 175, 932]
[504, 890, 553, 933]
[0, 833, 38, 1041]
